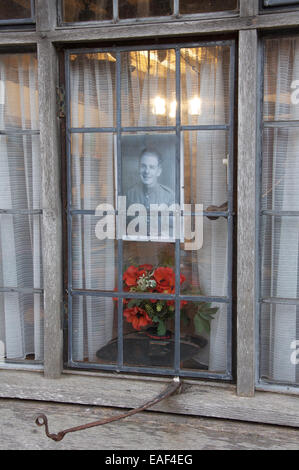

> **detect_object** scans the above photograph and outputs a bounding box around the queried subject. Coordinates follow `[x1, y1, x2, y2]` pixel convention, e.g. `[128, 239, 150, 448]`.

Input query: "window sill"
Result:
[0, 369, 298, 428]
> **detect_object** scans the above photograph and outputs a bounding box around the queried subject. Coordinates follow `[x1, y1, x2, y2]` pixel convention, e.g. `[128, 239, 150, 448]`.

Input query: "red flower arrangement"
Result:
[117, 264, 187, 337]
[114, 263, 218, 337]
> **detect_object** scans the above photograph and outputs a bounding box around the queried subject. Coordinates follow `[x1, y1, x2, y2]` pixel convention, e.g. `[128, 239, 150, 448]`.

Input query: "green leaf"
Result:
[194, 314, 205, 334]
[197, 302, 211, 311]
[194, 314, 211, 334]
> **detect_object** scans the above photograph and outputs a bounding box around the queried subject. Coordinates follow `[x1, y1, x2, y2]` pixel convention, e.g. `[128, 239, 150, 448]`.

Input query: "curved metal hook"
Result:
[35, 414, 65, 442]
[35, 377, 181, 442]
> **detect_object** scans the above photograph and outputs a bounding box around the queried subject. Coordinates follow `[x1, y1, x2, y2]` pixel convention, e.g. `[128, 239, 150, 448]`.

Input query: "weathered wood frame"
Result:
[1, 0, 299, 427]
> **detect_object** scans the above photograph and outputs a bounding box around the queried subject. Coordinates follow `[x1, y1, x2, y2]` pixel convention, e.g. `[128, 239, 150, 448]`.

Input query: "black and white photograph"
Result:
[119, 133, 179, 241]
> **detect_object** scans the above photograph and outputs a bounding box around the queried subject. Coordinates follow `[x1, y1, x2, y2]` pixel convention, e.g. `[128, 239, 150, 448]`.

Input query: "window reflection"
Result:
[0, 0, 31, 20]
[180, 0, 238, 15]
[119, 0, 173, 19]
[62, 0, 113, 23]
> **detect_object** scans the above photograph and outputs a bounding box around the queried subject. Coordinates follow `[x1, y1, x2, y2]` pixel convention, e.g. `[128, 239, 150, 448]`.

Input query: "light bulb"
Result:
[152, 96, 166, 116]
[189, 97, 201, 116]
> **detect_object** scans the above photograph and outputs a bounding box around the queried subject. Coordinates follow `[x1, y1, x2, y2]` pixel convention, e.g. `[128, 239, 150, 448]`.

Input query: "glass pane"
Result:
[119, 0, 173, 18]
[181, 217, 228, 297]
[180, 301, 227, 373]
[0, 0, 31, 20]
[123, 241, 175, 272]
[121, 50, 176, 127]
[180, 0, 238, 14]
[261, 216, 299, 300]
[262, 128, 299, 212]
[62, 0, 113, 22]
[0, 53, 39, 131]
[72, 215, 117, 291]
[122, 297, 175, 369]
[260, 303, 299, 385]
[70, 53, 116, 129]
[183, 131, 229, 209]
[0, 292, 43, 362]
[71, 133, 116, 210]
[72, 294, 116, 364]
[0, 135, 41, 210]
[0, 214, 43, 289]
[181, 46, 231, 125]
[264, 37, 299, 121]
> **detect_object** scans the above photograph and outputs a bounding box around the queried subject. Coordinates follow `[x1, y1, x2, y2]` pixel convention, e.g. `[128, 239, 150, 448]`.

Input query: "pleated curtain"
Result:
[0, 53, 43, 361]
[262, 38, 299, 384]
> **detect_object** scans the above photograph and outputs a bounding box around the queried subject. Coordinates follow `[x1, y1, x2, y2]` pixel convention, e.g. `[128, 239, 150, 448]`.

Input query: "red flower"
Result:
[123, 266, 140, 287]
[123, 265, 150, 287]
[123, 306, 152, 331]
[154, 267, 175, 293]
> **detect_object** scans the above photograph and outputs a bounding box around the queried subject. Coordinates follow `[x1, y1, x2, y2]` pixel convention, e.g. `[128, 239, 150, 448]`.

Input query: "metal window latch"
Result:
[35, 377, 182, 442]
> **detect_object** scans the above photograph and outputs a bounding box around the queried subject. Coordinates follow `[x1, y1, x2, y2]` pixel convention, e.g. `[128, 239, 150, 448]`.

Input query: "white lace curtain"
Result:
[70, 48, 230, 370]
[0, 53, 43, 361]
[262, 38, 299, 384]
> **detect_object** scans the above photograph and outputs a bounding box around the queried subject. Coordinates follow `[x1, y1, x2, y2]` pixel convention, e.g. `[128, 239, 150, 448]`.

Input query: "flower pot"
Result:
[144, 326, 172, 340]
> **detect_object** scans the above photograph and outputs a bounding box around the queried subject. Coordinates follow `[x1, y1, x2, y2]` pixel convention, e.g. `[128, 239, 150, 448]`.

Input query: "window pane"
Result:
[180, 0, 238, 14]
[123, 241, 175, 271]
[263, 0, 299, 7]
[183, 131, 229, 209]
[62, 0, 113, 22]
[261, 216, 299, 300]
[71, 133, 116, 210]
[0, 0, 32, 20]
[70, 53, 116, 129]
[0, 54, 39, 131]
[180, 301, 227, 373]
[0, 135, 41, 210]
[0, 292, 43, 362]
[181, 217, 228, 297]
[262, 128, 299, 212]
[72, 215, 117, 291]
[181, 46, 231, 125]
[0, 214, 43, 289]
[121, 50, 176, 127]
[119, 0, 173, 19]
[72, 294, 116, 364]
[260, 303, 299, 385]
[264, 37, 299, 121]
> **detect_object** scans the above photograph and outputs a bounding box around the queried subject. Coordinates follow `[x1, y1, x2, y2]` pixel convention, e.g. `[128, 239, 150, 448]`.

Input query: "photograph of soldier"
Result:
[120, 133, 177, 240]
[126, 148, 175, 210]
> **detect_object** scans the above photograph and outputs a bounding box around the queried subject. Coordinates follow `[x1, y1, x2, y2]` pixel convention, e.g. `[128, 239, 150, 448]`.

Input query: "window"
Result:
[0, 0, 35, 25]
[0, 52, 43, 366]
[259, 35, 299, 386]
[59, 0, 238, 24]
[65, 41, 235, 379]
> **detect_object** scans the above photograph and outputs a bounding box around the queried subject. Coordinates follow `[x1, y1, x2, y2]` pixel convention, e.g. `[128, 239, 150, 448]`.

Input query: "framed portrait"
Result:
[116, 133, 183, 242]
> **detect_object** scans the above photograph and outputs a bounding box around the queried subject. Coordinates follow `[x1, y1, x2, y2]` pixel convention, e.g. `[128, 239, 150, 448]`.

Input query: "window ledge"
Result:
[0, 370, 298, 428]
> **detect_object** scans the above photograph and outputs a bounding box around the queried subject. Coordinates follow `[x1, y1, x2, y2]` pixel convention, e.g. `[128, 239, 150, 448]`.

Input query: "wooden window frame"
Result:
[0, 0, 299, 428]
